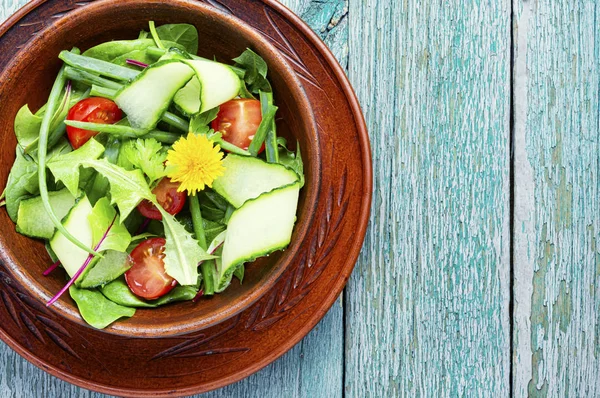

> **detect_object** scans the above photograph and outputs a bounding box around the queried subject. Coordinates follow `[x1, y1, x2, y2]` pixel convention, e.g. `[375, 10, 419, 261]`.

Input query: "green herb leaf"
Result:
[69, 285, 135, 329]
[88, 197, 132, 252]
[81, 158, 154, 220]
[189, 107, 220, 135]
[160, 208, 215, 286]
[47, 138, 105, 196]
[233, 48, 272, 93]
[119, 138, 167, 184]
[78, 250, 131, 289]
[101, 277, 197, 308]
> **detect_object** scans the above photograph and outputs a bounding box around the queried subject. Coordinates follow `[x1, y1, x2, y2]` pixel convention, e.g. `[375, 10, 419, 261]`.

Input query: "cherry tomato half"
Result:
[211, 99, 263, 152]
[125, 238, 176, 300]
[137, 178, 187, 220]
[66, 97, 123, 149]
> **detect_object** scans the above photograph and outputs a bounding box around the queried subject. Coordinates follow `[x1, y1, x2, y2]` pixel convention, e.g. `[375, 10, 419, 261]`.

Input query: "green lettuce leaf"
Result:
[47, 138, 105, 196]
[69, 285, 135, 329]
[14, 105, 42, 148]
[119, 138, 167, 184]
[278, 143, 305, 188]
[88, 197, 132, 252]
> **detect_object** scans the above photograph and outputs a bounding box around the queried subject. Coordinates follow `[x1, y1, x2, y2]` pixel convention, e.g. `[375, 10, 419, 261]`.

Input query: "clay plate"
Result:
[0, 0, 371, 396]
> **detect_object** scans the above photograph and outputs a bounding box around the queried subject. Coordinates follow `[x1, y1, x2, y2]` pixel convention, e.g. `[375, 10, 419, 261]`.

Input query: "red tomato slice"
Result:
[125, 238, 176, 300]
[137, 178, 187, 220]
[66, 97, 123, 149]
[211, 99, 263, 152]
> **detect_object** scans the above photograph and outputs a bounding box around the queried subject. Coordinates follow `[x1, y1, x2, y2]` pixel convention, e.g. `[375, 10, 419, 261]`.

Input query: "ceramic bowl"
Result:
[0, 0, 319, 337]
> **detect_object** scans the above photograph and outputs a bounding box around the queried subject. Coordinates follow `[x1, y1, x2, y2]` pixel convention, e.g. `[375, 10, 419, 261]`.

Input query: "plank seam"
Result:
[509, 0, 516, 395]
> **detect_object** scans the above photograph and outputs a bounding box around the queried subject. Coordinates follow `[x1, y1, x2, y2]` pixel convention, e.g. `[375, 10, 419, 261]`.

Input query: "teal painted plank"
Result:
[0, 0, 345, 397]
[345, 0, 511, 396]
[513, 0, 600, 396]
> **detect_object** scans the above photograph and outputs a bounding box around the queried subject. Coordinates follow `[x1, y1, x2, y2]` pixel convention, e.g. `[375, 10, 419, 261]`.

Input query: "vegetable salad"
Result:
[1, 22, 304, 329]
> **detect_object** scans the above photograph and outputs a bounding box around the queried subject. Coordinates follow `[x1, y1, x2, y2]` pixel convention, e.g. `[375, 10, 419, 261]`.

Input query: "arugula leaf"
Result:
[47, 138, 105, 196]
[155, 23, 199, 55]
[160, 208, 215, 286]
[119, 138, 167, 184]
[78, 250, 130, 289]
[101, 277, 197, 308]
[88, 197, 132, 252]
[81, 158, 153, 220]
[69, 285, 135, 329]
[233, 48, 272, 93]
[279, 143, 305, 188]
[189, 107, 220, 135]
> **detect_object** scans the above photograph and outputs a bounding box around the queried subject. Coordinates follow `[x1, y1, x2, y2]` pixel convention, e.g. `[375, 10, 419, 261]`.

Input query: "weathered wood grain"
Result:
[0, 1, 346, 397]
[344, 0, 511, 396]
[513, 1, 600, 396]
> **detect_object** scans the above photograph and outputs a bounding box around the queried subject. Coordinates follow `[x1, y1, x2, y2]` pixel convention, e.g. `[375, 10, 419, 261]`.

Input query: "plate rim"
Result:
[0, 0, 372, 395]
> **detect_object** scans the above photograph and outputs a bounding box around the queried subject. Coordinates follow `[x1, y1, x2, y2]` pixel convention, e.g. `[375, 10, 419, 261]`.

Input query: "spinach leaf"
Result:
[14, 105, 42, 148]
[233, 48, 272, 93]
[88, 197, 132, 252]
[69, 285, 135, 329]
[101, 277, 197, 308]
[155, 24, 199, 55]
[78, 250, 130, 289]
[5, 147, 40, 222]
[234, 264, 244, 283]
[204, 219, 226, 244]
[82, 39, 184, 66]
[279, 143, 305, 188]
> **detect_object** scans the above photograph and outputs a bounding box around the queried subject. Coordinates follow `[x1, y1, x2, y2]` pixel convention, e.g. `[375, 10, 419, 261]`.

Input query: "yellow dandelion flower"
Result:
[166, 134, 225, 195]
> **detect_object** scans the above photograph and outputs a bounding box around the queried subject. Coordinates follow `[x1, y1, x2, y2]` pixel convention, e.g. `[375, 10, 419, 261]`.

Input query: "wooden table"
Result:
[1, 0, 598, 396]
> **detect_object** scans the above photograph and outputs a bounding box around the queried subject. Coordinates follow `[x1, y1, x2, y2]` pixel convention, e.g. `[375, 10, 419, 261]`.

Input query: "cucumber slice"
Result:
[174, 59, 241, 115]
[115, 60, 195, 130]
[16, 188, 75, 239]
[212, 154, 298, 208]
[49, 195, 94, 279]
[217, 182, 300, 291]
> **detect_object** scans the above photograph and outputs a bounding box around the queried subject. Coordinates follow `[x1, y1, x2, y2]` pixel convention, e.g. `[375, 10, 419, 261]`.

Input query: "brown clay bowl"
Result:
[0, 0, 371, 395]
[0, 0, 319, 337]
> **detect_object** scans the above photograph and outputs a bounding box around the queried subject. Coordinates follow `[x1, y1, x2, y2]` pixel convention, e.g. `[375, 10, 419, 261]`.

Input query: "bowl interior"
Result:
[0, 0, 319, 337]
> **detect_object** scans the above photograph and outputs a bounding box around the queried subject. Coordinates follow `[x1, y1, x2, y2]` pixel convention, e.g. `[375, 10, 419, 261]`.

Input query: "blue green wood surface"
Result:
[1, 0, 599, 397]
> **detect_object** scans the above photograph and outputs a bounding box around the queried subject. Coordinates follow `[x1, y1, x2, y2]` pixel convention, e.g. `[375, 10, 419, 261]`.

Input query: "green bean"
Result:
[37, 66, 99, 256]
[64, 66, 122, 90]
[248, 97, 277, 156]
[189, 194, 215, 296]
[59, 51, 139, 81]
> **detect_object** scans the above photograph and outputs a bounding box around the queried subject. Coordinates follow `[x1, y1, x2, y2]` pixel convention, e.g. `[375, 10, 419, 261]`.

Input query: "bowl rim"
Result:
[0, 0, 373, 395]
[0, 0, 321, 338]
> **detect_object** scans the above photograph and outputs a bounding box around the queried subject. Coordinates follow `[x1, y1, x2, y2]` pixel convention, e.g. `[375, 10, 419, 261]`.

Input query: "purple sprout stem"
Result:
[43, 260, 61, 276]
[196, 241, 224, 268]
[192, 289, 204, 303]
[46, 215, 117, 307]
[135, 217, 151, 235]
[126, 59, 149, 68]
